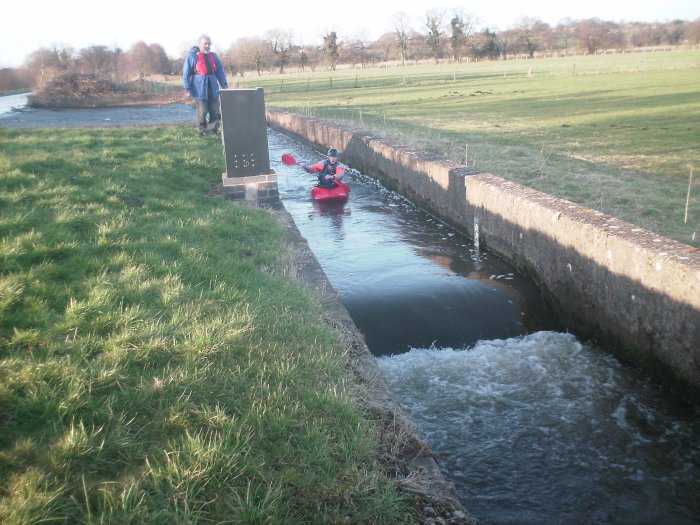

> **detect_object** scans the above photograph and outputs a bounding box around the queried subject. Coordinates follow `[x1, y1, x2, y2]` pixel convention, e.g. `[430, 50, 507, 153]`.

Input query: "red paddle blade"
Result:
[281, 153, 297, 165]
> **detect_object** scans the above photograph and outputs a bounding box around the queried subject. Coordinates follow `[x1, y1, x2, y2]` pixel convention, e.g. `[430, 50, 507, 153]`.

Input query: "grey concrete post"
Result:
[220, 88, 278, 203]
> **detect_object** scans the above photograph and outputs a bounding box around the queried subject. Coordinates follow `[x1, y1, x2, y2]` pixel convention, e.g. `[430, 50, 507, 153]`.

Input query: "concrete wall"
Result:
[267, 109, 700, 400]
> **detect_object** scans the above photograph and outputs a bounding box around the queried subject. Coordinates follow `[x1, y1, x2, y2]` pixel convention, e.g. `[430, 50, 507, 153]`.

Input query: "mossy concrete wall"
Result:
[266, 109, 700, 399]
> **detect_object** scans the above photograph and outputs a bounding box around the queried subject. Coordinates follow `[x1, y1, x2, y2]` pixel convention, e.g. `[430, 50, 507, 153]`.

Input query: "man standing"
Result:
[183, 34, 228, 136]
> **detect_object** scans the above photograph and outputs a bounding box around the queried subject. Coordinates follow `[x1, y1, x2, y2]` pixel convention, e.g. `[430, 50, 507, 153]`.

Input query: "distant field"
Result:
[237, 50, 700, 247]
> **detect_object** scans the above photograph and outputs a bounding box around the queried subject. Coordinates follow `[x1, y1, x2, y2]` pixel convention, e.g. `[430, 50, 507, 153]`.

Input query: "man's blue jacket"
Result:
[182, 46, 228, 100]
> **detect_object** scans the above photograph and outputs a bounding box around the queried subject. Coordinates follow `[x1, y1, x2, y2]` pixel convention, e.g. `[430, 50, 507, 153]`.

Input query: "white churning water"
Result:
[377, 332, 700, 524]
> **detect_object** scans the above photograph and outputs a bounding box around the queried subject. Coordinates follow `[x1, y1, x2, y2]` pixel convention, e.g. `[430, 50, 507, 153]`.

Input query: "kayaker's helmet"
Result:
[327, 148, 339, 158]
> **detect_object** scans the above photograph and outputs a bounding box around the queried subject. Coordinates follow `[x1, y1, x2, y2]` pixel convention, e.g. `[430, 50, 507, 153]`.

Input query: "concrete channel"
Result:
[264, 120, 700, 524]
[266, 108, 700, 402]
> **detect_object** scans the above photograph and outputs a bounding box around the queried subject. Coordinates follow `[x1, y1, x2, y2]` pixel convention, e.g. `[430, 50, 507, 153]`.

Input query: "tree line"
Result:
[1, 14, 698, 91]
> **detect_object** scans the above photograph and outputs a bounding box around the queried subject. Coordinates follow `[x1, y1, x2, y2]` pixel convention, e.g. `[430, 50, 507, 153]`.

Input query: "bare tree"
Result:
[11, 13, 699, 87]
[266, 29, 293, 74]
[147, 43, 170, 75]
[112, 48, 125, 81]
[303, 45, 325, 72]
[628, 22, 653, 47]
[78, 46, 112, 77]
[0, 67, 33, 92]
[604, 21, 625, 51]
[516, 17, 549, 58]
[498, 28, 517, 59]
[665, 20, 687, 45]
[126, 41, 151, 77]
[576, 18, 610, 54]
[425, 9, 446, 63]
[227, 37, 271, 76]
[688, 19, 700, 45]
[345, 31, 372, 68]
[296, 43, 308, 72]
[24, 45, 75, 87]
[554, 19, 575, 56]
[393, 12, 411, 65]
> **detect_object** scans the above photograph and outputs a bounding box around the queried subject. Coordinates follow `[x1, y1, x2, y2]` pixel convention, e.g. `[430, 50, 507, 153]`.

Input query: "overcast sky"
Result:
[2, 0, 698, 68]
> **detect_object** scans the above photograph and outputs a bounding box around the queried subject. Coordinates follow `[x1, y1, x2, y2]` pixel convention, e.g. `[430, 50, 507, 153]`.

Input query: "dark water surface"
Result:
[269, 132, 561, 355]
[3, 105, 698, 524]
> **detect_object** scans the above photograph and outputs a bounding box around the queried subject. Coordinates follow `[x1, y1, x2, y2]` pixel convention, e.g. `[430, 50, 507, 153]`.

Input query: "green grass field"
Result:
[237, 50, 700, 247]
[0, 127, 417, 524]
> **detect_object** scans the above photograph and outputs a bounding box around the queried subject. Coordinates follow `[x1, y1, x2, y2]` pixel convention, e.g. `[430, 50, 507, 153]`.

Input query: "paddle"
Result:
[281, 153, 297, 165]
[282, 153, 316, 174]
[281, 153, 352, 180]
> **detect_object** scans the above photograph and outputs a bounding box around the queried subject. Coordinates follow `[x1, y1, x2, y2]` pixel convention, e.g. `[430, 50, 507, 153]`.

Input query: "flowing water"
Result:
[0, 92, 29, 115]
[3, 105, 698, 524]
[378, 334, 700, 524]
[268, 129, 700, 525]
[0, 94, 193, 127]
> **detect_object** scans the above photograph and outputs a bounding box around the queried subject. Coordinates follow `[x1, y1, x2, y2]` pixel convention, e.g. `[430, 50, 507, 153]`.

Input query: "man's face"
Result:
[329, 155, 338, 163]
[199, 39, 212, 52]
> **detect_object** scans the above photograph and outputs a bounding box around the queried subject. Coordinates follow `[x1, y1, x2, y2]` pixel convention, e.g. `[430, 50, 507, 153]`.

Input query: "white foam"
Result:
[376, 331, 700, 520]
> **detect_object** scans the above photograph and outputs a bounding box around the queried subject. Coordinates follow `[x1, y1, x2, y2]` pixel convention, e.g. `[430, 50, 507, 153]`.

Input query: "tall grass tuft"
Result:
[0, 126, 415, 524]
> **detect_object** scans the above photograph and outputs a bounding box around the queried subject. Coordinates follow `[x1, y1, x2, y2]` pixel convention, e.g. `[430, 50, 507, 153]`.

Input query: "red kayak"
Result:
[311, 180, 350, 203]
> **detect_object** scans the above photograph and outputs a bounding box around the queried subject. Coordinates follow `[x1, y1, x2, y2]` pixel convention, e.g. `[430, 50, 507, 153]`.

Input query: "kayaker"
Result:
[303, 148, 346, 187]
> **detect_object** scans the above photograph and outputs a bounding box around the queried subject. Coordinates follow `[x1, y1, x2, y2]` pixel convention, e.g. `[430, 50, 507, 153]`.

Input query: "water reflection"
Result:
[311, 201, 351, 235]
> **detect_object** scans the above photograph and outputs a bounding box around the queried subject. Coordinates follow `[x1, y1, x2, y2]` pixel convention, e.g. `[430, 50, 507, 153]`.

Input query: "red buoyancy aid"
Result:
[195, 52, 218, 75]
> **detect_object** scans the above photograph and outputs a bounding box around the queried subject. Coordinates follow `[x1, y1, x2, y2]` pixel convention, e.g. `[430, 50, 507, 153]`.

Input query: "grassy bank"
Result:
[0, 126, 416, 524]
[238, 50, 700, 247]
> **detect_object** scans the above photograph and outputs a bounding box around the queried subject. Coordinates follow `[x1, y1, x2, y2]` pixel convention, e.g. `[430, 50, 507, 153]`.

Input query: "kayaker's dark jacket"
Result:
[182, 46, 228, 100]
[306, 159, 346, 186]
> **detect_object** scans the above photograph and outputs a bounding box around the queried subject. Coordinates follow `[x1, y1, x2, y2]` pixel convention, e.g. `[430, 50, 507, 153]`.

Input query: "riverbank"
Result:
[0, 125, 469, 524]
[24, 73, 184, 109]
[27, 92, 187, 109]
[0, 89, 31, 96]
[0, 100, 195, 128]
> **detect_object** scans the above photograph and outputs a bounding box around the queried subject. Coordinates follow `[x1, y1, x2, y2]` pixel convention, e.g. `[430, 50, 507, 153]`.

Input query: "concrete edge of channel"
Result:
[270, 203, 472, 523]
[266, 108, 700, 403]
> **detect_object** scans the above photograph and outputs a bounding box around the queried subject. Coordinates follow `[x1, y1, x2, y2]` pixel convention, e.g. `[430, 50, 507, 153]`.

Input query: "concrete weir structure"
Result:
[266, 108, 700, 400]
